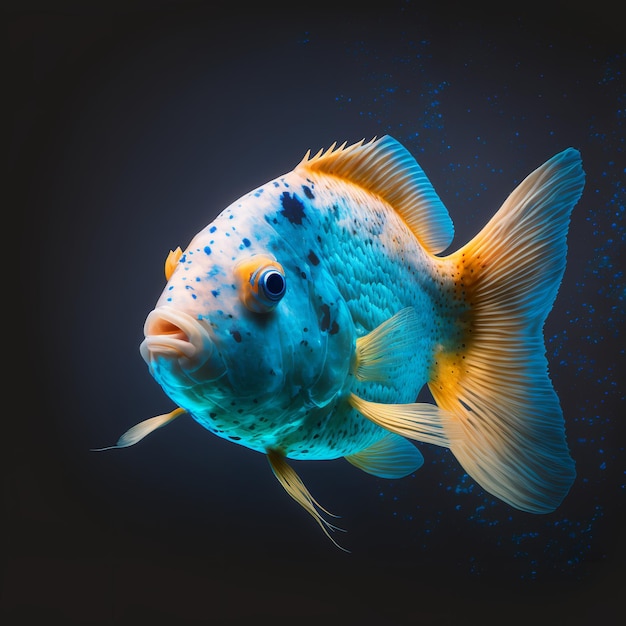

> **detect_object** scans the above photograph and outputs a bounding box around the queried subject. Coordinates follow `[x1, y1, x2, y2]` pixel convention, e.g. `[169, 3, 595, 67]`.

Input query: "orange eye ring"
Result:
[234, 254, 287, 313]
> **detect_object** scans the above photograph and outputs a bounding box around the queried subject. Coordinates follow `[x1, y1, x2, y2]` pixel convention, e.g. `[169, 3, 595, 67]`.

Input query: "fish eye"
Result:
[260, 270, 286, 301]
[234, 254, 287, 313]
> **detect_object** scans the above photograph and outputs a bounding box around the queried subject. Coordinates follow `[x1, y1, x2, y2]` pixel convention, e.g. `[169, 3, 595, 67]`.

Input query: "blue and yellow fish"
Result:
[100, 136, 584, 548]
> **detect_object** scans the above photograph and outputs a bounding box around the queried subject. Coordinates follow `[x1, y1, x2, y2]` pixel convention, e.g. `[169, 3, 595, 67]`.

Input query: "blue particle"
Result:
[209, 226, 217, 233]
[242, 238, 251, 247]
[204, 246, 211, 255]
[211, 290, 220, 298]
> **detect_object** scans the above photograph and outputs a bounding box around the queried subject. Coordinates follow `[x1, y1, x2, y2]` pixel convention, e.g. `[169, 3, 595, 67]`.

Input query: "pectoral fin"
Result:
[91, 407, 186, 451]
[345, 432, 424, 478]
[354, 307, 421, 382]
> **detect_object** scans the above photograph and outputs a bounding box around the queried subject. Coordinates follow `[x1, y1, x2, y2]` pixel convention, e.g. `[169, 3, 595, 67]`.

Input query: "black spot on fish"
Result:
[329, 321, 339, 335]
[231, 330, 242, 343]
[302, 185, 314, 199]
[280, 192, 306, 225]
[229, 436, 241, 441]
[307, 250, 320, 266]
[320, 304, 331, 332]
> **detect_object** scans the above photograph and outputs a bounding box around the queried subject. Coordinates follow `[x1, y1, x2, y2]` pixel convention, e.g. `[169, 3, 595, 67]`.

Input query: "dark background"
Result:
[6, 1, 625, 623]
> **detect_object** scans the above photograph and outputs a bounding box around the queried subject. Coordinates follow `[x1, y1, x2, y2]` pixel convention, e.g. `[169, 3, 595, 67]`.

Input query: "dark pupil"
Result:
[263, 271, 285, 298]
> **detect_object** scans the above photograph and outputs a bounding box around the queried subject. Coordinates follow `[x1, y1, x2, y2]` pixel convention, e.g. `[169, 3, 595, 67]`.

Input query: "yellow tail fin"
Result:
[430, 148, 584, 513]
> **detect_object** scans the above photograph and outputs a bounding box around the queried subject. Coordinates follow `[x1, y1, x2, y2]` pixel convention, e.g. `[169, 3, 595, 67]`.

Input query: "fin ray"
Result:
[354, 307, 420, 382]
[430, 148, 583, 513]
[349, 393, 458, 447]
[266, 448, 349, 552]
[91, 407, 186, 451]
[345, 432, 424, 478]
[297, 135, 454, 253]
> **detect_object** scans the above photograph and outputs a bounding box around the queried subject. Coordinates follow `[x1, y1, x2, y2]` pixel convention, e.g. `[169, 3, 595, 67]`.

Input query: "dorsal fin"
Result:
[296, 135, 454, 254]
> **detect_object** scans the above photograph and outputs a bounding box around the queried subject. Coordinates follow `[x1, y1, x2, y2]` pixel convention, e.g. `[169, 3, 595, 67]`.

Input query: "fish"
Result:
[97, 136, 584, 549]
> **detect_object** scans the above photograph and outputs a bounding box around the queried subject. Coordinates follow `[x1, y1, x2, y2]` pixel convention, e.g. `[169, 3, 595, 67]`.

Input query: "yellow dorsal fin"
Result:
[296, 136, 454, 254]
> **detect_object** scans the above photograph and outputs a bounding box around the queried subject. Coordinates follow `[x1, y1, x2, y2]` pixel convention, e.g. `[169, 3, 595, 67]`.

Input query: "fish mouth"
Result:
[140, 306, 226, 381]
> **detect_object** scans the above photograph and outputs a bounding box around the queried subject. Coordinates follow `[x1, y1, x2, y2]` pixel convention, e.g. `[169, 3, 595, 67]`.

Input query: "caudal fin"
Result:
[429, 148, 584, 513]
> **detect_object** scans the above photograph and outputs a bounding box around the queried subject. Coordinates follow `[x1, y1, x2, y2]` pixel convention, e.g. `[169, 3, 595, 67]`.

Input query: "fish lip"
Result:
[140, 306, 225, 378]
[141, 336, 196, 359]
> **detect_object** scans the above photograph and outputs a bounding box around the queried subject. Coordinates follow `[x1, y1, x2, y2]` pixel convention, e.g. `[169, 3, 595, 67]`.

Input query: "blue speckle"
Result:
[243, 238, 251, 247]
[211, 289, 220, 298]
[204, 246, 211, 255]
[209, 226, 217, 233]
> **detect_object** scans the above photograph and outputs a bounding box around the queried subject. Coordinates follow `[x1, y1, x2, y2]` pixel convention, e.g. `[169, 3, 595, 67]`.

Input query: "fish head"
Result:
[140, 187, 355, 440]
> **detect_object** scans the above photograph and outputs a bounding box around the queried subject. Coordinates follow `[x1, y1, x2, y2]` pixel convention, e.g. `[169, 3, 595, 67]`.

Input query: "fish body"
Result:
[104, 136, 585, 545]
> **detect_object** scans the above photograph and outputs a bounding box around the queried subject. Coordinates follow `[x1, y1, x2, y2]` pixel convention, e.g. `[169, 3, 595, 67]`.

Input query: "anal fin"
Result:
[345, 432, 424, 478]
